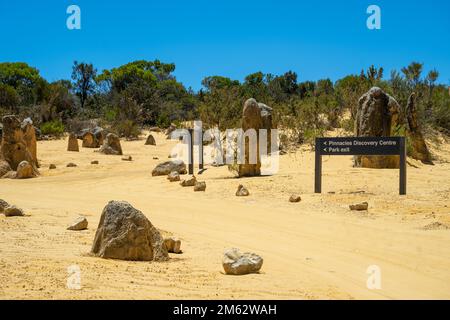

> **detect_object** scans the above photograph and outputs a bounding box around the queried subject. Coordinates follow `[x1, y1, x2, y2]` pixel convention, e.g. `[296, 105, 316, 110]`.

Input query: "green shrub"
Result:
[114, 119, 141, 140]
[40, 120, 65, 136]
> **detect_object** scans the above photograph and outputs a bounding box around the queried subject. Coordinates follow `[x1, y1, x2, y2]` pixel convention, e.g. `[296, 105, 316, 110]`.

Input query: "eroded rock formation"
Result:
[98, 133, 123, 155]
[0, 115, 39, 178]
[354, 87, 401, 168]
[406, 93, 433, 164]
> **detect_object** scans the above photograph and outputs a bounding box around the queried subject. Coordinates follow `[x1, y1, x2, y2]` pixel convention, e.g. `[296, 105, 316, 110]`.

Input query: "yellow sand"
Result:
[1, 131, 449, 300]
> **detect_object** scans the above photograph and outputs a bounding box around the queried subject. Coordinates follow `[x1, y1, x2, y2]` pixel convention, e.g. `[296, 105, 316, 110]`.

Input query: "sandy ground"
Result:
[1, 131, 450, 300]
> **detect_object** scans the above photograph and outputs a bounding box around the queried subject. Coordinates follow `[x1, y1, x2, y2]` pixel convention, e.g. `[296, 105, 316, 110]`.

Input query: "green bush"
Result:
[114, 119, 141, 140]
[40, 120, 65, 136]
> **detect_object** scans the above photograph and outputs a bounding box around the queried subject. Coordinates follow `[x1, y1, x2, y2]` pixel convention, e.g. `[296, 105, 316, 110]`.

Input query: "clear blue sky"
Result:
[1, 0, 449, 90]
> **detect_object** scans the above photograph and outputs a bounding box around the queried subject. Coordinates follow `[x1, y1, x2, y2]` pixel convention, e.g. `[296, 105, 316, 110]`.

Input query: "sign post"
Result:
[188, 128, 204, 175]
[315, 136, 407, 195]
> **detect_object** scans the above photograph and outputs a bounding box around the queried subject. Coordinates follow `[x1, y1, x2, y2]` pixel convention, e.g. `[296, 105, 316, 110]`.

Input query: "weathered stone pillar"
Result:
[354, 87, 400, 168]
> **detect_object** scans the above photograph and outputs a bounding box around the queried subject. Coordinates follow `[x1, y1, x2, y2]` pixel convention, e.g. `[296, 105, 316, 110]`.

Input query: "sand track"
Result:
[1, 132, 449, 299]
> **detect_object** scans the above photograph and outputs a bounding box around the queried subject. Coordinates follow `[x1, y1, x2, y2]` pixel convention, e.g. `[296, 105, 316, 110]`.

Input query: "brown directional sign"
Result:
[315, 136, 407, 195]
[318, 137, 403, 156]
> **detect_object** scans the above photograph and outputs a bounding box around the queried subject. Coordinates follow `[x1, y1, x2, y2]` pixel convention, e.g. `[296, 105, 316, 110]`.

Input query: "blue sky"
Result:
[0, 0, 449, 90]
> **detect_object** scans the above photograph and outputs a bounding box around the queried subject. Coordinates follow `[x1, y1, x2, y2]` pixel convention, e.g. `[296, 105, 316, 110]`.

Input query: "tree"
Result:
[425, 69, 439, 116]
[401, 62, 423, 88]
[0, 84, 20, 112]
[71, 61, 97, 109]
[0, 62, 43, 106]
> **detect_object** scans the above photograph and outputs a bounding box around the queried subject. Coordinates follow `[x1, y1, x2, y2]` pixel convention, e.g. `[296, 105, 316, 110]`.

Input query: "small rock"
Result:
[67, 163, 77, 168]
[153, 157, 159, 160]
[289, 194, 301, 203]
[167, 171, 180, 182]
[164, 237, 182, 253]
[349, 202, 369, 211]
[91, 160, 99, 165]
[222, 248, 263, 275]
[16, 161, 35, 179]
[194, 181, 206, 192]
[180, 175, 197, 187]
[4, 206, 24, 217]
[49, 164, 56, 170]
[122, 156, 132, 161]
[152, 160, 187, 176]
[0, 199, 9, 213]
[236, 184, 250, 197]
[67, 216, 88, 231]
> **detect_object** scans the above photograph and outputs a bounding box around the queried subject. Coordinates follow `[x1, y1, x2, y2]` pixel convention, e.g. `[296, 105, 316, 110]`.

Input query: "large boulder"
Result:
[152, 160, 187, 176]
[354, 87, 401, 168]
[91, 201, 169, 261]
[0, 115, 39, 176]
[67, 133, 79, 152]
[81, 131, 99, 148]
[99, 133, 123, 155]
[222, 248, 263, 275]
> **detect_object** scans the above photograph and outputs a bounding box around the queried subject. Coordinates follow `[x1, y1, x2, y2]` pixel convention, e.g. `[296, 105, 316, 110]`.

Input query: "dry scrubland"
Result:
[1, 131, 450, 299]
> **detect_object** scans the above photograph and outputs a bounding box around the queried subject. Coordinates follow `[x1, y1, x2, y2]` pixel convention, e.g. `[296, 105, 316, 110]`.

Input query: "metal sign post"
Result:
[315, 136, 407, 195]
[188, 128, 204, 175]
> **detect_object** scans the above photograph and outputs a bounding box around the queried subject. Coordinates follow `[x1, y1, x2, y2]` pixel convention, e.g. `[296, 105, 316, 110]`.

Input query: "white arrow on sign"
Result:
[324, 141, 328, 146]
[323, 148, 328, 152]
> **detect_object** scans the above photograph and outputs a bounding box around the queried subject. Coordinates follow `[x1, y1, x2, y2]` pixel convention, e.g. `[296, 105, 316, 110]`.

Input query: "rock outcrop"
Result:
[145, 134, 156, 146]
[236, 99, 274, 177]
[81, 131, 99, 148]
[406, 93, 433, 164]
[21, 118, 38, 166]
[91, 201, 168, 261]
[354, 87, 401, 168]
[67, 133, 79, 152]
[0, 115, 39, 177]
[238, 98, 263, 177]
[99, 133, 123, 155]
[152, 160, 187, 176]
[222, 248, 263, 275]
